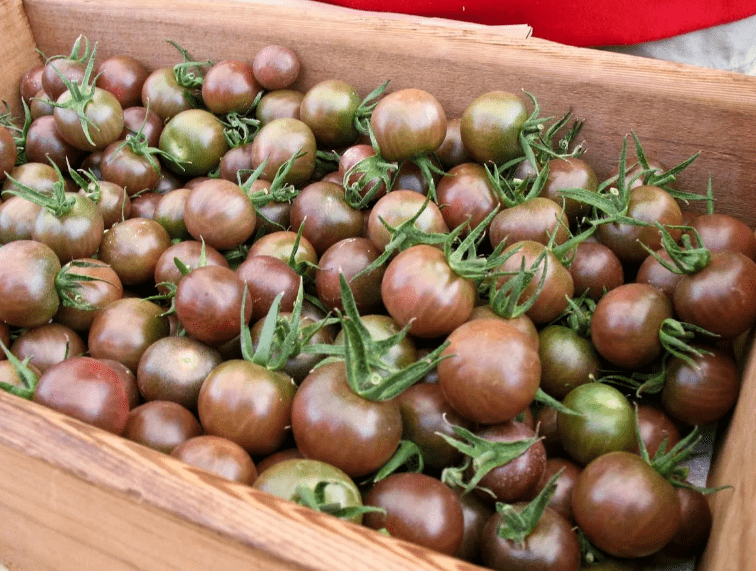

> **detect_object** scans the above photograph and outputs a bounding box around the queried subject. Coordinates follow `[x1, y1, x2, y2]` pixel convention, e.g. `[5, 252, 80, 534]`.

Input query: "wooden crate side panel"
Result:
[21, 0, 756, 225]
[0, 0, 41, 117]
[0, 391, 483, 571]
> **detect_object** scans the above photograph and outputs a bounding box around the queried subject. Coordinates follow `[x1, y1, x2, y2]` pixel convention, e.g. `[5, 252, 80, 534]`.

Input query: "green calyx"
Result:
[0, 338, 38, 400]
[437, 424, 539, 496]
[353, 80, 389, 135]
[495, 468, 564, 545]
[294, 481, 385, 520]
[0, 100, 32, 166]
[55, 259, 116, 312]
[642, 223, 711, 275]
[221, 105, 262, 147]
[4, 160, 75, 216]
[369, 440, 425, 484]
[240, 151, 302, 209]
[167, 40, 212, 90]
[486, 244, 548, 319]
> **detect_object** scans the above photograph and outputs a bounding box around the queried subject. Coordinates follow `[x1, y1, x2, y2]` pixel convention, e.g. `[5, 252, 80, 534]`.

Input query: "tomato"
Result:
[489, 198, 569, 250]
[175, 265, 253, 346]
[366, 190, 448, 252]
[99, 358, 141, 410]
[54, 86, 125, 152]
[34, 356, 130, 435]
[291, 360, 402, 478]
[87, 297, 170, 373]
[159, 109, 229, 177]
[299, 79, 361, 148]
[141, 67, 197, 121]
[96, 54, 150, 109]
[533, 457, 582, 524]
[256, 89, 303, 125]
[236, 255, 300, 323]
[2, 162, 61, 198]
[42, 56, 85, 101]
[557, 383, 635, 466]
[98, 218, 172, 286]
[249, 118, 317, 187]
[247, 230, 319, 279]
[153, 240, 229, 293]
[662, 486, 712, 558]
[183, 178, 257, 250]
[121, 106, 163, 148]
[635, 249, 681, 300]
[460, 91, 527, 165]
[201, 60, 261, 115]
[253, 458, 364, 523]
[382, 244, 476, 338]
[590, 283, 672, 369]
[673, 250, 756, 339]
[122, 400, 203, 454]
[538, 325, 600, 400]
[436, 162, 500, 234]
[455, 487, 495, 563]
[32, 192, 104, 263]
[0, 125, 17, 180]
[438, 318, 540, 424]
[137, 336, 223, 411]
[572, 451, 681, 558]
[363, 473, 465, 556]
[370, 88, 447, 162]
[100, 140, 161, 196]
[480, 507, 580, 571]
[633, 404, 681, 458]
[661, 345, 740, 425]
[0, 240, 60, 328]
[171, 435, 257, 485]
[19, 64, 44, 105]
[436, 117, 473, 169]
[252, 45, 301, 90]
[10, 323, 86, 375]
[25, 115, 83, 171]
[197, 359, 296, 456]
[539, 156, 599, 223]
[688, 212, 756, 260]
[152, 187, 191, 240]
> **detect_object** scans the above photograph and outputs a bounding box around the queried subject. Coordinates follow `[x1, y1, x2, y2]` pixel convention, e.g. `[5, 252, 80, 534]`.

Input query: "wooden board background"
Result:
[1, 0, 756, 570]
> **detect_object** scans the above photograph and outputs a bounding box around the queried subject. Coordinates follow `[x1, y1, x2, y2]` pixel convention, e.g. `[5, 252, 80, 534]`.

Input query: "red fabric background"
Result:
[316, 0, 756, 46]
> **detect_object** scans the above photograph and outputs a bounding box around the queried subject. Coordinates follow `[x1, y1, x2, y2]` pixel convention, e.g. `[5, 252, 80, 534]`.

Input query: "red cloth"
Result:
[317, 0, 756, 46]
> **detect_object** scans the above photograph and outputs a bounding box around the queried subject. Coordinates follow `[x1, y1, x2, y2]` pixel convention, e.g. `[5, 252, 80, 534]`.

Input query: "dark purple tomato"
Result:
[236, 255, 300, 323]
[127, 192, 163, 220]
[84, 179, 130, 229]
[590, 283, 672, 369]
[123, 400, 203, 454]
[54, 87, 125, 152]
[557, 383, 635, 466]
[197, 359, 296, 456]
[533, 457, 582, 524]
[0, 240, 60, 328]
[489, 198, 569, 250]
[633, 404, 681, 458]
[370, 88, 447, 162]
[34, 356, 130, 434]
[54, 258, 124, 333]
[289, 181, 363, 256]
[33, 192, 104, 263]
[153, 240, 229, 293]
[42, 56, 85, 101]
[396, 381, 472, 470]
[98, 217, 172, 286]
[97, 54, 150, 109]
[534, 405, 562, 457]
[436, 162, 500, 234]
[466, 307, 540, 350]
[460, 91, 527, 165]
[635, 249, 681, 300]
[19, 65, 44, 105]
[10, 323, 86, 375]
[120, 106, 164, 148]
[291, 360, 402, 478]
[436, 117, 473, 169]
[540, 156, 599, 223]
[249, 118, 317, 187]
[171, 435, 257, 485]
[201, 60, 261, 115]
[175, 265, 254, 347]
[100, 140, 161, 196]
[662, 486, 712, 558]
[25, 115, 84, 171]
[455, 487, 495, 563]
[137, 336, 223, 411]
[363, 473, 465, 556]
[661, 346, 740, 426]
[572, 451, 681, 558]
[382, 244, 476, 338]
[438, 319, 540, 425]
[99, 358, 140, 409]
[183, 178, 257, 250]
[0, 196, 41, 243]
[480, 507, 581, 571]
[87, 297, 170, 373]
[252, 45, 301, 90]
[247, 230, 319, 279]
[688, 212, 756, 260]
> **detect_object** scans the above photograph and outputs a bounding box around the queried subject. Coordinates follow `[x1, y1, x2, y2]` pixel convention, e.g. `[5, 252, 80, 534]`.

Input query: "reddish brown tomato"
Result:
[0, 196, 42, 243]
[10, 323, 86, 375]
[247, 230, 319, 279]
[436, 117, 473, 169]
[123, 400, 203, 454]
[438, 318, 541, 425]
[201, 60, 261, 115]
[249, 118, 316, 187]
[236, 255, 301, 323]
[635, 249, 682, 300]
[252, 45, 301, 90]
[42, 57, 85, 100]
[98, 218, 172, 286]
[175, 265, 253, 346]
[590, 283, 672, 369]
[153, 240, 229, 293]
[54, 87, 125, 152]
[662, 486, 713, 558]
[489, 198, 569, 250]
[120, 106, 163, 148]
[633, 404, 681, 457]
[539, 156, 599, 223]
[171, 435, 257, 485]
[152, 187, 191, 240]
[291, 360, 402, 478]
[367, 190, 448, 252]
[54, 258, 124, 333]
[100, 140, 161, 195]
[256, 89, 303, 125]
[99, 358, 140, 410]
[19, 65, 44, 105]
[34, 357, 130, 435]
[688, 212, 756, 260]
[97, 55, 150, 109]
[141, 67, 196, 121]
[533, 457, 582, 524]
[339, 143, 392, 203]
[454, 487, 495, 563]
[572, 451, 682, 558]
[33, 192, 104, 264]
[382, 244, 476, 338]
[25, 115, 83, 171]
[436, 162, 501, 234]
[363, 473, 465, 556]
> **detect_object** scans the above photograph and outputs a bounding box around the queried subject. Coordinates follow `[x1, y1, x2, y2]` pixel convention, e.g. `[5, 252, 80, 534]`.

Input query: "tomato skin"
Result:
[141, 67, 196, 121]
[363, 473, 465, 556]
[33, 192, 104, 263]
[572, 451, 681, 558]
[10, 323, 86, 375]
[688, 212, 756, 260]
[123, 400, 203, 454]
[567, 241, 624, 302]
[98, 218, 172, 286]
[673, 251, 756, 339]
[201, 60, 261, 115]
[0, 240, 61, 328]
[0, 125, 18, 180]
[662, 486, 712, 558]
[633, 404, 681, 458]
[381, 244, 476, 338]
[367, 190, 448, 252]
[54, 87, 125, 152]
[236, 255, 300, 323]
[590, 283, 672, 369]
[538, 325, 600, 400]
[100, 140, 160, 196]
[96, 54, 150, 109]
[25, 115, 83, 172]
[252, 45, 301, 90]
[34, 356, 130, 435]
[291, 360, 402, 478]
[557, 383, 635, 466]
[153, 240, 228, 294]
[436, 162, 501, 234]
[370, 88, 447, 162]
[249, 118, 317, 187]
[480, 507, 581, 571]
[436, 117, 473, 170]
[460, 91, 527, 165]
[438, 319, 540, 425]
[256, 89, 303, 125]
[489, 198, 569, 250]
[540, 156, 599, 223]
[533, 457, 582, 524]
[299, 79, 360, 148]
[635, 249, 682, 300]
[171, 435, 257, 485]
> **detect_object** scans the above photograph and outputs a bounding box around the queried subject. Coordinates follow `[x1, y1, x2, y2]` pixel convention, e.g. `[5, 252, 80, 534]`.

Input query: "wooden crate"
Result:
[1, 0, 755, 569]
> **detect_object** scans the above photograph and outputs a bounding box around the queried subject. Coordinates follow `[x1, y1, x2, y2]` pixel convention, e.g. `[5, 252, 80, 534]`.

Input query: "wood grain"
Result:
[0, 391, 484, 571]
[0, 0, 42, 117]
[21, 0, 756, 227]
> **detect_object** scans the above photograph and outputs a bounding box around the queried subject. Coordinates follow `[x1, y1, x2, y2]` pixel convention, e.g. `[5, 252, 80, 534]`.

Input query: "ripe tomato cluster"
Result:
[1, 34, 754, 571]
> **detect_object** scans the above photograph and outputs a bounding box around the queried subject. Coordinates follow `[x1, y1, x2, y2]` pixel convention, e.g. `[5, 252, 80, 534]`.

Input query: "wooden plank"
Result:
[0, 391, 483, 571]
[20, 0, 756, 225]
[0, 0, 42, 117]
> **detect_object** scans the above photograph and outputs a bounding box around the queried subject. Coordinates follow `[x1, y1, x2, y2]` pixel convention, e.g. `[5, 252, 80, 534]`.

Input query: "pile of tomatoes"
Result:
[1, 34, 755, 571]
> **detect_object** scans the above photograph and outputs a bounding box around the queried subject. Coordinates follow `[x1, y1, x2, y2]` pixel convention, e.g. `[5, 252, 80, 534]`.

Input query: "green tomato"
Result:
[159, 109, 228, 177]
